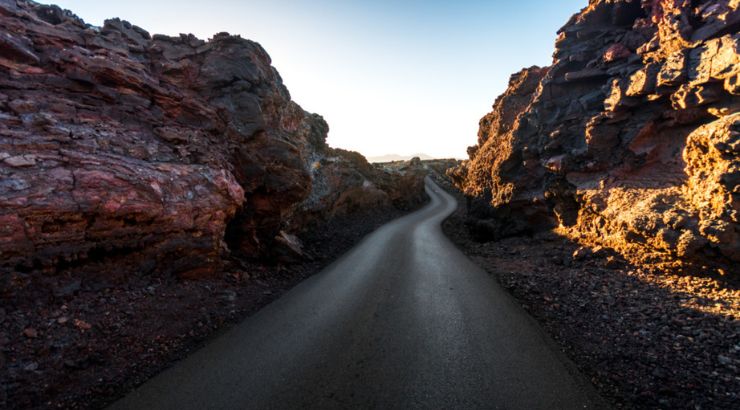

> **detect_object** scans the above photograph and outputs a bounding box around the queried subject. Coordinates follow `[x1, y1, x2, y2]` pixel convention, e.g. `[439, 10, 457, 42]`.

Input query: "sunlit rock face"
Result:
[450, 0, 739, 273]
[0, 1, 426, 277]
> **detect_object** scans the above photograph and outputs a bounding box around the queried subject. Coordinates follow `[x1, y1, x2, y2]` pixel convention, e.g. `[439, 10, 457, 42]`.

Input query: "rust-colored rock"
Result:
[450, 0, 739, 274]
[0, 1, 426, 277]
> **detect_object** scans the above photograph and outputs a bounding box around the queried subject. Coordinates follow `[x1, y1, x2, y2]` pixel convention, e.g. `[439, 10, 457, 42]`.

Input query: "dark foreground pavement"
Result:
[110, 178, 606, 410]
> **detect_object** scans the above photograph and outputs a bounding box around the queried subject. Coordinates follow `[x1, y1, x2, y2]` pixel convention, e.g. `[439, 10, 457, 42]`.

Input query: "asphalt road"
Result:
[111, 177, 605, 410]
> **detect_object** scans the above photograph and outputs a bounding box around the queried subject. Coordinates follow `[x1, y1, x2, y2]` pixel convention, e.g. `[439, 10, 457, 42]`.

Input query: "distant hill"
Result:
[367, 153, 435, 163]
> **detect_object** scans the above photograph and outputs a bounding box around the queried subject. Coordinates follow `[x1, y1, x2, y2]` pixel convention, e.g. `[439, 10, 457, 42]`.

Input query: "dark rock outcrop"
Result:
[450, 0, 739, 274]
[0, 0, 426, 277]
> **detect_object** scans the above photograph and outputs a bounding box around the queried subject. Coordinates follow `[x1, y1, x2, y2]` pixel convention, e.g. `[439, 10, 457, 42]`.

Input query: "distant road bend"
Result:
[112, 177, 605, 410]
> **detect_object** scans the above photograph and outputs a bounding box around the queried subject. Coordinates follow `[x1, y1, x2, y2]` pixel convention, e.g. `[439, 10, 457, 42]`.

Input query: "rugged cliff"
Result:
[0, 0, 426, 278]
[450, 0, 739, 274]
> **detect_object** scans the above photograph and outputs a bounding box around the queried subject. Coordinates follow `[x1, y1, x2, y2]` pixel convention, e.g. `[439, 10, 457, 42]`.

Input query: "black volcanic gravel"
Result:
[438, 179, 739, 410]
[0, 206, 417, 410]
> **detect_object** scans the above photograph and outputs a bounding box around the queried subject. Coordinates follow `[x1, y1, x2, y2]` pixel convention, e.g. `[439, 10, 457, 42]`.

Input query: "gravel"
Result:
[0, 206, 417, 409]
[440, 181, 739, 410]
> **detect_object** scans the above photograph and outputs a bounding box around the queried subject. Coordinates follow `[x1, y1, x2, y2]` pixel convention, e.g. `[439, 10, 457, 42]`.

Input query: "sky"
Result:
[52, 0, 586, 159]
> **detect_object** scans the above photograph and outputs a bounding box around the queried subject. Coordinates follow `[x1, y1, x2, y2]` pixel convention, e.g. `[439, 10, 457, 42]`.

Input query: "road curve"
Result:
[111, 177, 605, 410]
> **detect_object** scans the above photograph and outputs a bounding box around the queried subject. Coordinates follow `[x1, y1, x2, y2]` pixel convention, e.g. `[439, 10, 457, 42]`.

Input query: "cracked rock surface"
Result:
[0, 0, 426, 277]
[449, 0, 739, 274]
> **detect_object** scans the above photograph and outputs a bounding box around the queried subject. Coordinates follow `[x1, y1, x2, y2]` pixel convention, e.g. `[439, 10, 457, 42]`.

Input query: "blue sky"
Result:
[52, 0, 586, 158]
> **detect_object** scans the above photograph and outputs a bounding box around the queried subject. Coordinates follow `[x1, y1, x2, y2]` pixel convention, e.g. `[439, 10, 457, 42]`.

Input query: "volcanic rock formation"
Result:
[0, 0, 426, 277]
[450, 0, 739, 274]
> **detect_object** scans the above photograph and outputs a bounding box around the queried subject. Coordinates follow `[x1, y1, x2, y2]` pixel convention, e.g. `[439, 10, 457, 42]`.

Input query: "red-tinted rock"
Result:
[0, 1, 426, 277]
[450, 0, 739, 274]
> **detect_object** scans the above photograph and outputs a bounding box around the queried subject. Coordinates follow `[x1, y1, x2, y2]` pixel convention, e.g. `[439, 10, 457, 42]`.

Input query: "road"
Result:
[111, 177, 605, 410]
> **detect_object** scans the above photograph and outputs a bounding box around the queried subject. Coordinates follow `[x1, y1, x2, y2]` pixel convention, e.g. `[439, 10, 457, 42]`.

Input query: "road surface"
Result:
[111, 177, 605, 410]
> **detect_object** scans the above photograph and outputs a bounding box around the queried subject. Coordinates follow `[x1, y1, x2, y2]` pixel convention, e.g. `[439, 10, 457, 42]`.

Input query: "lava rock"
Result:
[448, 0, 739, 275]
[0, 0, 426, 278]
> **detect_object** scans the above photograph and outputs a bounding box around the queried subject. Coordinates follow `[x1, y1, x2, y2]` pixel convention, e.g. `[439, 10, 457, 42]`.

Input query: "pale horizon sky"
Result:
[52, 0, 586, 159]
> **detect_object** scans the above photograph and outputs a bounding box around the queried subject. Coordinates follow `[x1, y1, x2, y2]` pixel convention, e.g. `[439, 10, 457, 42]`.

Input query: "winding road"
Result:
[111, 178, 605, 410]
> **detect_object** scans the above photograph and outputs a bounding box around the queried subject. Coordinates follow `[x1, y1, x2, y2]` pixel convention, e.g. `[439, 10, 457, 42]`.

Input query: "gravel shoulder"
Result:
[0, 206, 421, 409]
[437, 178, 739, 410]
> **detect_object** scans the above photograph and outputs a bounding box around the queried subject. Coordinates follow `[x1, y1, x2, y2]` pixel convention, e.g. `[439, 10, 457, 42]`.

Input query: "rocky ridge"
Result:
[0, 1, 429, 407]
[0, 0, 426, 278]
[449, 0, 739, 274]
